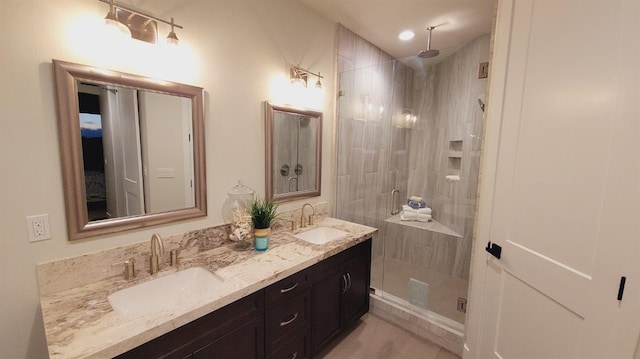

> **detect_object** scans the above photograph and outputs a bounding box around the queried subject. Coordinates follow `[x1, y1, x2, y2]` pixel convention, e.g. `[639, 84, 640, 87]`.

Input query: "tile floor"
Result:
[317, 313, 461, 359]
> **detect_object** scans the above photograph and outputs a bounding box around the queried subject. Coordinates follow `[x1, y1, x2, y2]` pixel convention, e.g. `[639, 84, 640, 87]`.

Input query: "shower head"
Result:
[418, 26, 440, 58]
[418, 49, 440, 58]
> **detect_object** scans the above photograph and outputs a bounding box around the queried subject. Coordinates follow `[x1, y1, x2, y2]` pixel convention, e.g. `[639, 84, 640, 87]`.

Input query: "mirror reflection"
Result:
[265, 102, 322, 202]
[78, 82, 194, 221]
[53, 60, 206, 240]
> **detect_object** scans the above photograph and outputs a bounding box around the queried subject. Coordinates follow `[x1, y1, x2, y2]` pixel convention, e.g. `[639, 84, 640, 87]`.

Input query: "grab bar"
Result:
[390, 189, 400, 215]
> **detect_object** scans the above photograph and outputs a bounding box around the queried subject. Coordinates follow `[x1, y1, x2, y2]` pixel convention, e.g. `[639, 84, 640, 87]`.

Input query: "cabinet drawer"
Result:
[312, 238, 371, 282]
[265, 268, 311, 308]
[267, 331, 310, 359]
[265, 289, 310, 353]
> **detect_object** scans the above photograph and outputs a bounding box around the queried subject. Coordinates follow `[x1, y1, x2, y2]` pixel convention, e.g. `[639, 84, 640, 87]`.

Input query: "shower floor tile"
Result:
[317, 313, 460, 359]
[371, 256, 468, 325]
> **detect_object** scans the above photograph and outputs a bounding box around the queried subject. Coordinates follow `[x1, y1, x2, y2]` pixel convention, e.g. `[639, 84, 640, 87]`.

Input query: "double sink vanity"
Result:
[37, 213, 377, 358]
[43, 59, 373, 358]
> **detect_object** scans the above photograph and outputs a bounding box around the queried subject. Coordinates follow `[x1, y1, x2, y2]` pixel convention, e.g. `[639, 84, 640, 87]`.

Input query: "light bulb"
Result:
[104, 5, 131, 37]
[166, 17, 179, 46]
[166, 31, 179, 46]
[399, 30, 415, 41]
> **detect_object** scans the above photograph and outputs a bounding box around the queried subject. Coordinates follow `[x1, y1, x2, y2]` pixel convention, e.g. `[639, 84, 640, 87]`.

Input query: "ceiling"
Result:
[297, 0, 495, 66]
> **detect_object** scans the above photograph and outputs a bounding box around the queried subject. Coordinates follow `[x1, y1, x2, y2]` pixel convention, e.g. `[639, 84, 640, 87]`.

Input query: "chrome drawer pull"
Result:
[280, 312, 299, 327]
[290, 352, 298, 359]
[280, 282, 299, 294]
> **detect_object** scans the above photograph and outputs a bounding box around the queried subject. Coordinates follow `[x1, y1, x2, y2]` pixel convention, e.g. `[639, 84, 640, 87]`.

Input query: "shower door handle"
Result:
[390, 189, 400, 215]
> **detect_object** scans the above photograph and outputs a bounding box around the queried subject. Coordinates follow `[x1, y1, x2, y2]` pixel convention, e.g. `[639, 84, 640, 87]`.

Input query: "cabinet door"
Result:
[310, 271, 343, 356]
[341, 251, 371, 328]
[193, 316, 264, 359]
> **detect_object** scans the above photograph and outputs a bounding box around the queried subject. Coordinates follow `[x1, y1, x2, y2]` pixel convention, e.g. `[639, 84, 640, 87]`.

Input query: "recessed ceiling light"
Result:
[399, 30, 415, 41]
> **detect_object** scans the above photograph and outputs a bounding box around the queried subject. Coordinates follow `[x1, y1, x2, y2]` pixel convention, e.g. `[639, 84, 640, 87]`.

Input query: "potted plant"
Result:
[250, 198, 279, 251]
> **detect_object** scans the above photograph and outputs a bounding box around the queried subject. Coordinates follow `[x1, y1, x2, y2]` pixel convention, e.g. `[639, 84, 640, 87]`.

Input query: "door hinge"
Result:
[485, 241, 502, 259]
[617, 276, 626, 301]
[457, 297, 467, 313]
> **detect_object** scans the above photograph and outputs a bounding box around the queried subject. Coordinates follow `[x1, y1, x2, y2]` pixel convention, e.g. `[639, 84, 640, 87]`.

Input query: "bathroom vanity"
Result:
[115, 239, 370, 358]
[37, 216, 376, 359]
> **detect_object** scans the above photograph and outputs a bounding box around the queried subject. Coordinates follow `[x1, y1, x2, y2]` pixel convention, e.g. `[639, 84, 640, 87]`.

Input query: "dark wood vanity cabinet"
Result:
[265, 268, 312, 358]
[114, 291, 264, 359]
[114, 238, 371, 359]
[310, 238, 372, 357]
[191, 316, 264, 359]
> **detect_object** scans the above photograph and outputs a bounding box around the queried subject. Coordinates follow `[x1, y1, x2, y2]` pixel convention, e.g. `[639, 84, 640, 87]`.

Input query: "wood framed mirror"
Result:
[265, 102, 322, 203]
[53, 60, 207, 240]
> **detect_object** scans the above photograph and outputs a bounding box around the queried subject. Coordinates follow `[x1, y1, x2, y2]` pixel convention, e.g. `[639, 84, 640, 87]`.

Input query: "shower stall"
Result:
[335, 27, 490, 341]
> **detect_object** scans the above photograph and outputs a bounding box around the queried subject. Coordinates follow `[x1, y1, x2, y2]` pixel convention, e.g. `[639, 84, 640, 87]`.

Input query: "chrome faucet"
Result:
[300, 203, 316, 228]
[149, 233, 165, 274]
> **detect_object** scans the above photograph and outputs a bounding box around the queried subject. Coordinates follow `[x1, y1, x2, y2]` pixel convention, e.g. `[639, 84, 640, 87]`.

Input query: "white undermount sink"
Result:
[294, 227, 349, 245]
[108, 266, 224, 318]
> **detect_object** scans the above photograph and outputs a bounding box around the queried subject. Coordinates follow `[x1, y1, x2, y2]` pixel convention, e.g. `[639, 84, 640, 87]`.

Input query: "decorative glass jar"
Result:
[222, 180, 255, 241]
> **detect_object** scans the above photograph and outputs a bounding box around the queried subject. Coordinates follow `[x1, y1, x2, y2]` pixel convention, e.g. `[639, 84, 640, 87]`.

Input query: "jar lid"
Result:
[227, 180, 255, 196]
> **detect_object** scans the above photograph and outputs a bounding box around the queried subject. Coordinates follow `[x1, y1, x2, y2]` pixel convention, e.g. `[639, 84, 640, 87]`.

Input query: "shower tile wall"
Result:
[386, 35, 491, 281]
[335, 25, 489, 324]
[272, 114, 299, 194]
[272, 115, 317, 195]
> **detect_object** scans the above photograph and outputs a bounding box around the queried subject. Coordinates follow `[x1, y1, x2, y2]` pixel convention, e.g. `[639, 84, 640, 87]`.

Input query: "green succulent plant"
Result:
[250, 198, 279, 229]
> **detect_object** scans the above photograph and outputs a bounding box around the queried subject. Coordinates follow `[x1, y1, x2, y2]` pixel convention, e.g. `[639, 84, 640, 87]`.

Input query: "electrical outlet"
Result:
[26, 214, 51, 242]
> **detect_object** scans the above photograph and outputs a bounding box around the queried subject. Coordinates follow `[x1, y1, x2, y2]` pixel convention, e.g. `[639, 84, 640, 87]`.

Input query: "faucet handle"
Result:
[112, 259, 135, 280]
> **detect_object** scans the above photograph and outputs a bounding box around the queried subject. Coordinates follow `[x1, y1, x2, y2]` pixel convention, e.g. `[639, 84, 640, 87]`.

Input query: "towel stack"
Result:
[401, 196, 432, 222]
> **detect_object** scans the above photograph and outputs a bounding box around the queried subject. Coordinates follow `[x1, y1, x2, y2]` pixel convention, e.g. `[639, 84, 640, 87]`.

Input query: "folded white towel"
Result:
[400, 211, 432, 222]
[402, 205, 432, 214]
[409, 195, 423, 202]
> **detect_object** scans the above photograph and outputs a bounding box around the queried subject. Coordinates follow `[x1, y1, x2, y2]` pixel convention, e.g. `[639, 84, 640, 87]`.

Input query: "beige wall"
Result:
[0, 1, 336, 357]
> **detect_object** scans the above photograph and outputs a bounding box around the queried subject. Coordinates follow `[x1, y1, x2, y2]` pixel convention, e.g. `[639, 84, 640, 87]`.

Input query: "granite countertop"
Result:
[38, 217, 377, 359]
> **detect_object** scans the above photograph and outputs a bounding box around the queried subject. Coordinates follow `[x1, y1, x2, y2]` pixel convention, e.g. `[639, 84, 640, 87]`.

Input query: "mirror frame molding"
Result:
[265, 101, 322, 203]
[53, 59, 207, 240]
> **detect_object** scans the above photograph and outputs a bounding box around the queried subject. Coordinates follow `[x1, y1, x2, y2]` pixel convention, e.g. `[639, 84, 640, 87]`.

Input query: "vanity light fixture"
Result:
[104, 0, 131, 37]
[315, 72, 323, 89]
[166, 17, 179, 46]
[98, 0, 183, 45]
[290, 66, 324, 90]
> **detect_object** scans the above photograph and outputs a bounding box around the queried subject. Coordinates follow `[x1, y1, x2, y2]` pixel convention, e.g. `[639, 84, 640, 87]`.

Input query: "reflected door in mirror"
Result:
[78, 83, 194, 220]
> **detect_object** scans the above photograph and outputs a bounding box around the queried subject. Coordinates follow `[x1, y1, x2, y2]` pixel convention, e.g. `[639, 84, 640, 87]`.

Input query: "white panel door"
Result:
[465, 1, 640, 358]
[117, 89, 145, 216]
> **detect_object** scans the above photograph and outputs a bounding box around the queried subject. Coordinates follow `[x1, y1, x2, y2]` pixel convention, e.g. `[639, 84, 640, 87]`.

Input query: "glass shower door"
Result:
[335, 60, 399, 294]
